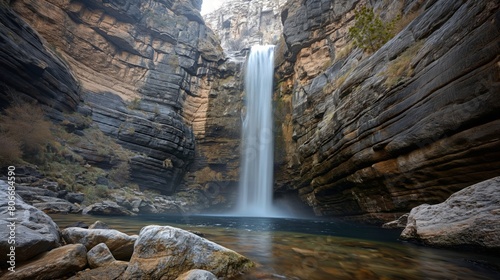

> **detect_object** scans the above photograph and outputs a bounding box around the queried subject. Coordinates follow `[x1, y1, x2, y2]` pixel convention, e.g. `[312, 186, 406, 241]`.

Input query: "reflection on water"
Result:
[50, 214, 500, 279]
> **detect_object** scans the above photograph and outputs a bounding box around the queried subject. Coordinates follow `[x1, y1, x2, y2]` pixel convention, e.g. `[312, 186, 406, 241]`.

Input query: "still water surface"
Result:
[50, 214, 500, 279]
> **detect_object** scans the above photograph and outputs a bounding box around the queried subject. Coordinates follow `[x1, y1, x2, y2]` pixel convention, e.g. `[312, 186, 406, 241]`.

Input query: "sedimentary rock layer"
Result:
[9, 0, 224, 194]
[0, 6, 80, 115]
[275, 0, 500, 222]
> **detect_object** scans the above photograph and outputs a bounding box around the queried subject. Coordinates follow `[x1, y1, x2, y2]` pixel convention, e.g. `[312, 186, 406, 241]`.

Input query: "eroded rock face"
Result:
[0, 5, 80, 115]
[275, 0, 500, 222]
[182, 59, 245, 212]
[400, 177, 500, 250]
[10, 0, 225, 194]
[0, 181, 60, 262]
[122, 225, 253, 279]
[204, 0, 284, 54]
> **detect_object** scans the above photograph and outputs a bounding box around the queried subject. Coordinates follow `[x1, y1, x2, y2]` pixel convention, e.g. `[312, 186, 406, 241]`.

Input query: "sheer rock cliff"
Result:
[4, 0, 226, 195]
[274, 0, 500, 222]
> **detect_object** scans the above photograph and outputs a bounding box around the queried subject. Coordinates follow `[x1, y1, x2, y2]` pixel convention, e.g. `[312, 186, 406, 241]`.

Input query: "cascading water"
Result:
[237, 45, 276, 217]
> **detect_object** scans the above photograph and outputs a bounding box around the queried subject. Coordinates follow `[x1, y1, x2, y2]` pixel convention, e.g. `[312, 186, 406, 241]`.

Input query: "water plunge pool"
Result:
[50, 214, 500, 279]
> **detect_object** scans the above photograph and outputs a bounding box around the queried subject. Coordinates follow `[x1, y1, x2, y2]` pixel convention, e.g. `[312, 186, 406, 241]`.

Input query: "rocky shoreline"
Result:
[2, 176, 500, 278]
[0, 180, 253, 279]
[0, 165, 215, 217]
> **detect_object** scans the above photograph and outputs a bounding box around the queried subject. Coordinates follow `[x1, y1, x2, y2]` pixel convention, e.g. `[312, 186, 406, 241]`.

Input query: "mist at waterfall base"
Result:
[234, 45, 293, 218]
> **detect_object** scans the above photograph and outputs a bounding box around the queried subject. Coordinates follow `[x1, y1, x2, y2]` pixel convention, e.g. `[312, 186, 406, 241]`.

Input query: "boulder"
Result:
[61, 227, 137, 260]
[176, 269, 218, 280]
[0, 244, 87, 280]
[32, 196, 81, 214]
[122, 225, 253, 279]
[82, 200, 134, 216]
[400, 177, 500, 250]
[0, 181, 60, 262]
[87, 243, 116, 269]
[67, 261, 128, 280]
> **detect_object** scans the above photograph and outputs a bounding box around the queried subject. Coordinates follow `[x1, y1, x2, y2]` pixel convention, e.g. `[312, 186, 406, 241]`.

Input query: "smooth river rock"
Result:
[61, 227, 137, 260]
[400, 177, 500, 250]
[122, 225, 254, 279]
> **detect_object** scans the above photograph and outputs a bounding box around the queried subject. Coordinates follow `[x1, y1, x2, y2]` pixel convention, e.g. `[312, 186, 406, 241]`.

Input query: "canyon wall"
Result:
[204, 0, 285, 55]
[7, 0, 225, 195]
[0, 3, 80, 116]
[3, 0, 499, 220]
[275, 0, 500, 222]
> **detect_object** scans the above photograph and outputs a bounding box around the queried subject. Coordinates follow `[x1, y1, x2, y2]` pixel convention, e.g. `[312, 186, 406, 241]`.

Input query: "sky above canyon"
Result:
[201, 0, 224, 14]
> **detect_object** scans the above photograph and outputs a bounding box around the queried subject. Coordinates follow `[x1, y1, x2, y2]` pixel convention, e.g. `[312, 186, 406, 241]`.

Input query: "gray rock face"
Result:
[84, 92, 195, 194]
[61, 227, 137, 260]
[0, 244, 88, 280]
[122, 225, 253, 279]
[400, 177, 500, 250]
[0, 6, 80, 115]
[275, 0, 500, 222]
[0, 181, 60, 262]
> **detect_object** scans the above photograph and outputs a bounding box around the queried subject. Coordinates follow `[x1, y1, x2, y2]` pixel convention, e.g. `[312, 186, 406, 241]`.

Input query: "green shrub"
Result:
[383, 40, 424, 87]
[348, 6, 399, 53]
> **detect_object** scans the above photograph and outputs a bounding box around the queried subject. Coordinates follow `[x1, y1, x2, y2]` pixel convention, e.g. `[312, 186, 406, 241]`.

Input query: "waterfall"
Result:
[237, 45, 276, 217]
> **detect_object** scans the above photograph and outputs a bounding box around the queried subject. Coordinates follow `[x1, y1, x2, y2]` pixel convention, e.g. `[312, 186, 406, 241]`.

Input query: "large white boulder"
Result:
[122, 225, 254, 279]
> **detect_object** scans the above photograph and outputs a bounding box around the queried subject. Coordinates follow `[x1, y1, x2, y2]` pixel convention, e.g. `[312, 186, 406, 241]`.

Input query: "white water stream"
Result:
[237, 45, 277, 216]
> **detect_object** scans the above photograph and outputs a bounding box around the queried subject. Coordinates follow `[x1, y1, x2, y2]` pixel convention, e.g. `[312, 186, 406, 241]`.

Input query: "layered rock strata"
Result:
[275, 0, 500, 222]
[0, 5, 80, 116]
[204, 0, 285, 54]
[9, 0, 225, 194]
